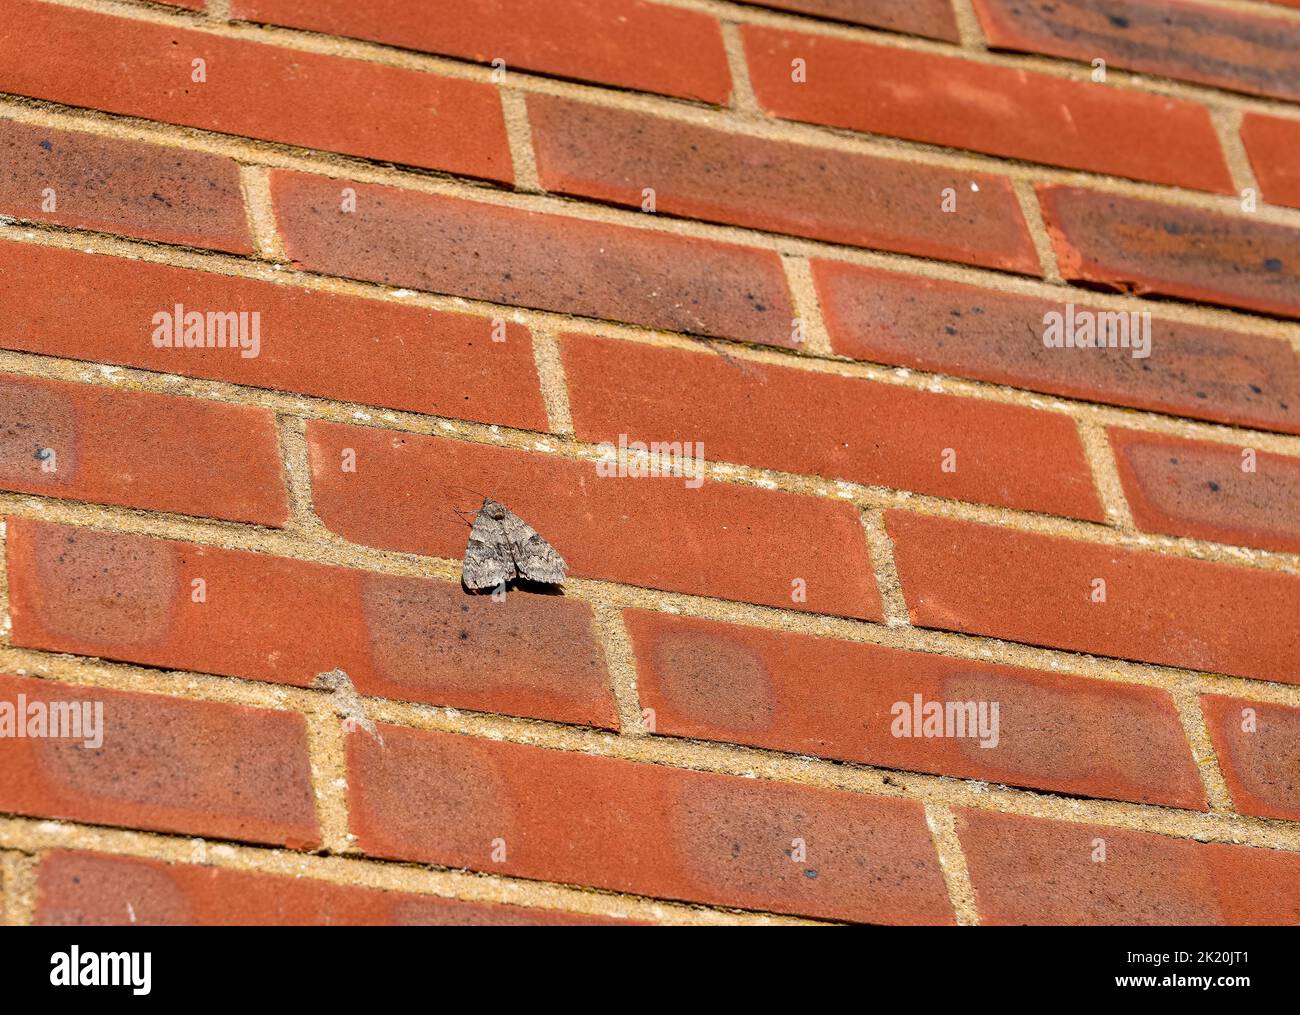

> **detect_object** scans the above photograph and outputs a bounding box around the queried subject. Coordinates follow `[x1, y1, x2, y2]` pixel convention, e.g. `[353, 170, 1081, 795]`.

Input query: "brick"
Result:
[270, 170, 795, 347]
[741, 25, 1232, 193]
[1201, 695, 1300, 823]
[0, 241, 548, 430]
[560, 333, 1104, 520]
[347, 726, 954, 923]
[6, 518, 616, 728]
[231, 0, 731, 105]
[0, 119, 250, 253]
[1038, 184, 1300, 321]
[1241, 114, 1300, 211]
[974, 0, 1300, 103]
[527, 95, 1039, 274]
[956, 809, 1300, 925]
[885, 510, 1300, 684]
[35, 851, 625, 926]
[306, 420, 881, 619]
[627, 610, 1205, 809]
[813, 261, 1300, 436]
[0, 374, 288, 526]
[0, 0, 511, 181]
[0, 673, 317, 848]
[739, 0, 961, 41]
[1108, 428, 1300, 555]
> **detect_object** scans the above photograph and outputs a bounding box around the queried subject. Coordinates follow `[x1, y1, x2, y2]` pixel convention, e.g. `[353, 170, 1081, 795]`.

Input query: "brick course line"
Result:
[4, 646, 1299, 857]
[0, 339, 1295, 583]
[0, 818, 812, 924]
[19, 0, 1300, 209]
[3, 222, 1298, 465]
[5, 98, 1300, 345]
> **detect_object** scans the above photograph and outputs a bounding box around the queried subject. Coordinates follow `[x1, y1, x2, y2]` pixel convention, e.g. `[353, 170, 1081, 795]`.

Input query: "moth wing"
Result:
[462, 510, 516, 590]
[500, 507, 567, 585]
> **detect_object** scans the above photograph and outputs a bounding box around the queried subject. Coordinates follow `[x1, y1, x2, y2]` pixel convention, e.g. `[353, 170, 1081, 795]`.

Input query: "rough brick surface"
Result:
[814, 261, 1300, 435]
[1108, 427, 1300, 554]
[626, 610, 1205, 808]
[974, 0, 1300, 102]
[0, 674, 318, 848]
[1201, 695, 1300, 823]
[306, 421, 882, 619]
[0, 0, 512, 181]
[1241, 113, 1300, 211]
[0, 241, 548, 429]
[347, 725, 955, 923]
[0, 119, 251, 253]
[741, 0, 961, 40]
[886, 511, 1300, 684]
[6, 518, 617, 728]
[528, 95, 1039, 273]
[741, 25, 1233, 192]
[560, 333, 1104, 519]
[271, 170, 796, 347]
[956, 809, 1300, 925]
[36, 851, 624, 926]
[0, 373, 288, 525]
[231, 0, 731, 104]
[1039, 184, 1300, 320]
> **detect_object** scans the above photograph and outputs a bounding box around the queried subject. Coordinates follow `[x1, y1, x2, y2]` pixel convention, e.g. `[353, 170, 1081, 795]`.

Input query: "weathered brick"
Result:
[231, 0, 731, 104]
[1108, 427, 1300, 555]
[885, 510, 1300, 683]
[560, 333, 1104, 519]
[0, 119, 250, 253]
[270, 170, 795, 347]
[813, 260, 1300, 436]
[0, 674, 318, 848]
[0, 241, 548, 429]
[0, 0, 511, 181]
[741, 25, 1233, 192]
[527, 95, 1039, 274]
[347, 726, 954, 923]
[956, 809, 1300, 925]
[1201, 695, 1300, 823]
[627, 610, 1205, 809]
[740, 0, 960, 40]
[35, 850, 625, 925]
[1241, 113, 1300, 211]
[0, 374, 288, 526]
[1038, 184, 1300, 320]
[974, 0, 1300, 103]
[6, 518, 616, 728]
[306, 420, 881, 619]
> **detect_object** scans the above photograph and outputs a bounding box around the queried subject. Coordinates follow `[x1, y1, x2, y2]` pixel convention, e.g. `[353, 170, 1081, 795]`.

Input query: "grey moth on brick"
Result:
[461, 497, 567, 591]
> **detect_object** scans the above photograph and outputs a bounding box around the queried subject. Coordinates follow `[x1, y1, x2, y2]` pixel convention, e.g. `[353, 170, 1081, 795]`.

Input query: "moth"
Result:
[461, 497, 567, 591]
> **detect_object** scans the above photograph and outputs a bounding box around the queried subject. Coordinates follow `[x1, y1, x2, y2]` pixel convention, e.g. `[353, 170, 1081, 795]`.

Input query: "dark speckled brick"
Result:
[1108, 428, 1300, 554]
[270, 169, 796, 347]
[528, 94, 1039, 274]
[1039, 185, 1300, 320]
[0, 119, 251, 252]
[975, 0, 1300, 103]
[814, 261, 1300, 435]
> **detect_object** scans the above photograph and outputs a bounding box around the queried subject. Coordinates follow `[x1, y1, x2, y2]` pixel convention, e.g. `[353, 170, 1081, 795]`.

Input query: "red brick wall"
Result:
[0, 0, 1297, 926]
